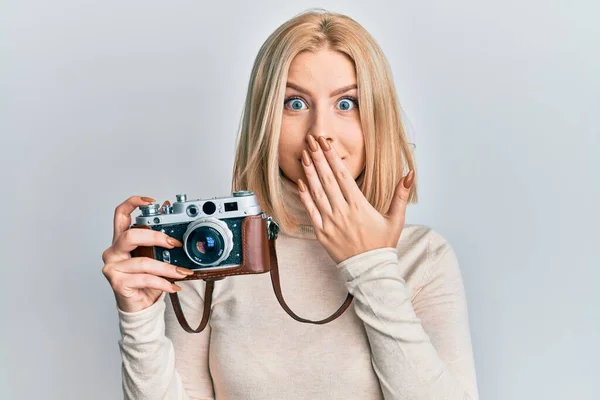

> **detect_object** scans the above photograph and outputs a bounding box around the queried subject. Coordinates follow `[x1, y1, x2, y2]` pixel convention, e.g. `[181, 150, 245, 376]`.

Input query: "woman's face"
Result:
[278, 48, 366, 184]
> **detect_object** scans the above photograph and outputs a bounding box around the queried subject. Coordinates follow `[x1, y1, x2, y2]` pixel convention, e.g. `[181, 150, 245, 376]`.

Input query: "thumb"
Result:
[387, 169, 414, 220]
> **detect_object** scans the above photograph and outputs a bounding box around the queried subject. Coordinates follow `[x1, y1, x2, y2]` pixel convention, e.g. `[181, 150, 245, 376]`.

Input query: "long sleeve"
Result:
[336, 230, 479, 400]
[117, 279, 214, 400]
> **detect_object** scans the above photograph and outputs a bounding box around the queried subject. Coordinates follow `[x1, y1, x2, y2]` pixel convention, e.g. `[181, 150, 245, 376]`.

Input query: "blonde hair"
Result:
[231, 9, 418, 232]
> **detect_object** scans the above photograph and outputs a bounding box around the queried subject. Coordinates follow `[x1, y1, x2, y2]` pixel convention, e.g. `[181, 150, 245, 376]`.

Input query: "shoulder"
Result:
[398, 224, 456, 259]
[395, 224, 461, 295]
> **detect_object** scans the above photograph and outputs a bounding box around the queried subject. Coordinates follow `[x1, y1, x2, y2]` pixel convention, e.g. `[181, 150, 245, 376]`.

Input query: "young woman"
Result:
[102, 9, 479, 400]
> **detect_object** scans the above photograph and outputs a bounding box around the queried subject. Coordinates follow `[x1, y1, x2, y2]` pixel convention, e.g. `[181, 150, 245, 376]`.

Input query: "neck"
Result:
[278, 176, 317, 240]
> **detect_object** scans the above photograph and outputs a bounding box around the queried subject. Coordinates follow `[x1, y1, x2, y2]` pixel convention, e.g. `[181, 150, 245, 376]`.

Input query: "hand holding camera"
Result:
[101, 195, 196, 314]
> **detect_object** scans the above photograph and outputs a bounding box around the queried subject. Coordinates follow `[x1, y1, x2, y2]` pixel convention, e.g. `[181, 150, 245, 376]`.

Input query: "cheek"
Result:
[278, 139, 305, 181]
[278, 135, 301, 161]
[343, 126, 365, 154]
[343, 127, 366, 176]
[279, 117, 306, 155]
[278, 126, 304, 171]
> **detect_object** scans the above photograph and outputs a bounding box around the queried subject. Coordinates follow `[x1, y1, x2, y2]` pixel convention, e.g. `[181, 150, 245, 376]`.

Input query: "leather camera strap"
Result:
[169, 237, 354, 333]
[169, 279, 215, 334]
[267, 236, 354, 324]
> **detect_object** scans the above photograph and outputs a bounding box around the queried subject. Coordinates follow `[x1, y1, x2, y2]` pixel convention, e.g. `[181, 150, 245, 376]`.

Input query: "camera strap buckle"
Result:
[261, 213, 280, 240]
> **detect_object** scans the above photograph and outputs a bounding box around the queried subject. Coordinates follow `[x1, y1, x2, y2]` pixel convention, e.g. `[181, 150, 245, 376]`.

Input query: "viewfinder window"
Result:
[224, 202, 238, 212]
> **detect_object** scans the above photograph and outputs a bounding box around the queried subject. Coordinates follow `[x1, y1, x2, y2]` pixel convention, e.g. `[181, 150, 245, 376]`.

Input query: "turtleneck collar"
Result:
[278, 176, 317, 240]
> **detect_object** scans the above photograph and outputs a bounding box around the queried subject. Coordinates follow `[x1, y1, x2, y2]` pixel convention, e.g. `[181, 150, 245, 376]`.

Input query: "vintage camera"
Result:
[132, 190, 264, 271]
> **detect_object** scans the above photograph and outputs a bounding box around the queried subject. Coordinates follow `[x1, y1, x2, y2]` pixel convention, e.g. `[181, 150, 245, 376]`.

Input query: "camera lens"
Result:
[187, 226, 224, 265]
[202, 201, 216, 215]
[182, 218, 234, 267]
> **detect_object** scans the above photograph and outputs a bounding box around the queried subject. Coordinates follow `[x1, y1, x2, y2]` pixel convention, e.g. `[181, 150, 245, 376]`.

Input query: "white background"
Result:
[1, 0, 598, 399]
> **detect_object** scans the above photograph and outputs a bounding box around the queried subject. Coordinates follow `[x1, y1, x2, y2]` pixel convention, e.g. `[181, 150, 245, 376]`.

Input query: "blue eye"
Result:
[284, 97, 308, 110]
[336, 97, 358, 111]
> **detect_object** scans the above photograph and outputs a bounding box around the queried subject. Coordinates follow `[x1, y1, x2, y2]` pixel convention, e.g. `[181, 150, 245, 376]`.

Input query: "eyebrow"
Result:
[286, 82, 358, 97]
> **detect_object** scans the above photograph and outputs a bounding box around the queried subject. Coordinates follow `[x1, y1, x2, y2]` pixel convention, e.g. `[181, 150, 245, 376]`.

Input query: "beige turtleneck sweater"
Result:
[116, 178, 479, 399]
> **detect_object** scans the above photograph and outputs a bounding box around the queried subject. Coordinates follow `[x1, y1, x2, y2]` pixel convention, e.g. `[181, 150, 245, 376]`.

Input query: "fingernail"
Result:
[403, 170, 415, 189]
[176, 267, 194, 276]
[172, 284, 182, 292]
[307, 135, 319, 152]
[141, 196, 155, 203]
[302, 150, 312, 166]
[297, 179, 307, 192]
[317, 136, 330, 151]
[167, 237, 183, 247]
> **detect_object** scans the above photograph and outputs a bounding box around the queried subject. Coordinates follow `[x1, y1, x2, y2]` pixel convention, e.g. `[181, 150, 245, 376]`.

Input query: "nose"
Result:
[307, 107, 335, 145]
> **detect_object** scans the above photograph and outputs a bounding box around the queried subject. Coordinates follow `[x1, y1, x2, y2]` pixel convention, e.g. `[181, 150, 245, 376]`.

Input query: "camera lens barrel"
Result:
[182, 218, 234, 267]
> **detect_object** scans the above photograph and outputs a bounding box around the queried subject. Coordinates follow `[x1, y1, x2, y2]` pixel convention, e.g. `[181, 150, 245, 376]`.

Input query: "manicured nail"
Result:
[172, 284, 182, 292]
[297, 179, 307, 192]
[403, 170, 415, 189]
[141, 196, 155, 203]
[302, 150, 312, 166]
[317, 136, 331, 151]
[307, 135, 319, 152]
[167, 237, 183, 247]
[176, 267, 194, 276]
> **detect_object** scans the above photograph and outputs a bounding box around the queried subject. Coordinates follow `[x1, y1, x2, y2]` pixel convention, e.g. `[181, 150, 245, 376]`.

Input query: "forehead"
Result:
[287, 49, 356, 92]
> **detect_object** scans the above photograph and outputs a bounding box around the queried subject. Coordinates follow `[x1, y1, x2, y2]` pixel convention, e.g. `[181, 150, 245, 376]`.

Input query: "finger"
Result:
[103, 228, 182, 264]
[301, 148, 333, 217]
[113, 256, 194, 279]
[112, 272, 183, 294]
[316, 135, 365, 206]
[387, 169, 414, 221]
[113, 195, 156, 243]
[306, 135, 348, 211]
[296, 178, 323, 230]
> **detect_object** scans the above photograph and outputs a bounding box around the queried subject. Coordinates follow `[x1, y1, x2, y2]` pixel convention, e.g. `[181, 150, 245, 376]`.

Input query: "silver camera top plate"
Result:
[135, 191, 262, 227]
